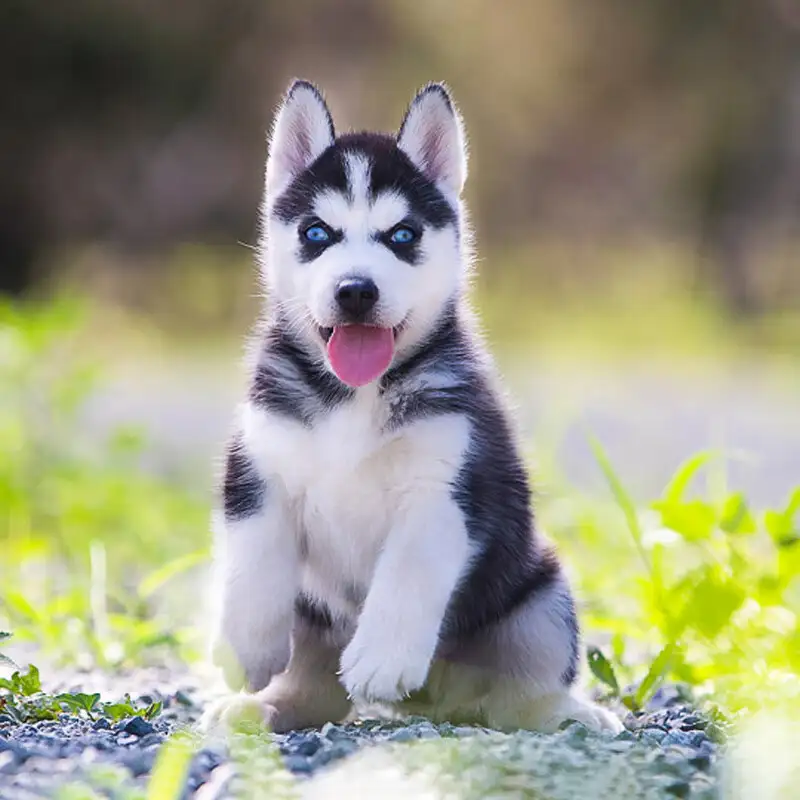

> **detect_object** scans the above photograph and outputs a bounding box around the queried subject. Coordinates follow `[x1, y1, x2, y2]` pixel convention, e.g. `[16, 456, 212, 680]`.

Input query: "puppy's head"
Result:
[260, 80, 469, 388]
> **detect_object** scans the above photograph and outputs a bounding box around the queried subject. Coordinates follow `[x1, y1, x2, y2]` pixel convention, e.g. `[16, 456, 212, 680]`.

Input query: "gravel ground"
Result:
[0, 671, 725, 799]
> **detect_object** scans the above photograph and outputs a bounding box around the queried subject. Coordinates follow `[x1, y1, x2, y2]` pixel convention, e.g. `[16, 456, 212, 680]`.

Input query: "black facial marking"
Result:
[295, 594, 334, 629]
[297, 217, 344, 264]
[272, 146, 349, 224]
[375, 220, 423, 265]
[250, 314, 354, 426]
[351, 132, 457, 230]
[269, 132, 457, 236]
[222, 435, 266, 521]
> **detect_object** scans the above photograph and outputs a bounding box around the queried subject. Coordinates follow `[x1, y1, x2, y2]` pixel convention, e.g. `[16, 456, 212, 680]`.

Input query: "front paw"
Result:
[211, 634, 290, 693]
[339, 632, 434, 703]
[199, 693, 279, 735]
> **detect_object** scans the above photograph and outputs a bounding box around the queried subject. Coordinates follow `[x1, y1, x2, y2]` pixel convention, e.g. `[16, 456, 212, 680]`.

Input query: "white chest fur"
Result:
[240, 390, 470, 617]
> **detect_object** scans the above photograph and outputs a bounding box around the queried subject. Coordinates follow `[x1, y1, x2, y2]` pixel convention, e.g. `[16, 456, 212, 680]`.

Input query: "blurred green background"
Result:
[1, 0, 799, 714]
[3, 0, 799, 501]
[6, 0, 800, 499]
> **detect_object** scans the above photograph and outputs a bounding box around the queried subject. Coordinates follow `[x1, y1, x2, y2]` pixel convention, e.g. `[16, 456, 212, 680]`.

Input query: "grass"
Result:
[1, 296, 799, 797]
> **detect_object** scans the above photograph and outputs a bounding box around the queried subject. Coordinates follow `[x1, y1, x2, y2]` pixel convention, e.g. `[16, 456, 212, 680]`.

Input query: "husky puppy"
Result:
[203, 80, 622, 734]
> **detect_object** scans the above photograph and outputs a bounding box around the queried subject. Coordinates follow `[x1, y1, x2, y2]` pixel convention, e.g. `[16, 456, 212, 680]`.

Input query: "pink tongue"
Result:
[327, 325, 395, 387]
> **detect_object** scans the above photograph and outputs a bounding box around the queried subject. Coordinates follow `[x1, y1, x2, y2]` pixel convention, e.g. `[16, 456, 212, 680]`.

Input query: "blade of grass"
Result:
[137, 551, 209, 601]
[587, 432, 677, 641]
[586, 433, 655, 584]
[145, 733, 195, 800]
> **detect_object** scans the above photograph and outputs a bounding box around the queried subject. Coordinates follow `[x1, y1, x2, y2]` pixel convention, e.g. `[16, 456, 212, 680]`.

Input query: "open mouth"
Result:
[318, 322, 404, 387]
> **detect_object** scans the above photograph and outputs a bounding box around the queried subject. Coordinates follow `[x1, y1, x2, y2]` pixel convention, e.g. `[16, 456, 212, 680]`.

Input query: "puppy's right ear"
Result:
[265, 80, 335, 199]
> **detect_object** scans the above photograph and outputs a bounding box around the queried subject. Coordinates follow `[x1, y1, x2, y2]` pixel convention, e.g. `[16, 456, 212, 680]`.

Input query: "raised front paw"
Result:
[339, 632, 434, 703]
[211, 634, 290, 693]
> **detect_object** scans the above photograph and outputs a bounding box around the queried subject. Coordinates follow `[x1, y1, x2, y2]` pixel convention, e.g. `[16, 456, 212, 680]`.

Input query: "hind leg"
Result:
[482, 683, 623, 733]
[419, 575, 623, 734]
[202, 617, 352, 734]
[483, 579, 623, 733]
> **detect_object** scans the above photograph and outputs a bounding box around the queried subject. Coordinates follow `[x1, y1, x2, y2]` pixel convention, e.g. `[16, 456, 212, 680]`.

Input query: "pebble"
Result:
[121, 716, 155, 737]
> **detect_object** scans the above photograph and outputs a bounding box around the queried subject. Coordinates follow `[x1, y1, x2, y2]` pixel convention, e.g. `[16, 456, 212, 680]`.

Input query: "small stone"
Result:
[286, 735, 320, 757]
[665, 779, 691, 797]
[140, 732, 165, 748]
[686, 730, 708, 748]
[662, 731, 691, 747]
[641, 728, 666, 745]
[284, 755, 314, 774]
[121, 750, 156, 777]
[389, 728, 417, 742]
[689, 752, 712, 770]
[605, 739, 635, 752]
[92, 718, 111, 730]
[321, 724, 350, 742]
[122, 716, 155, 737]
[174, 690, 194, 707]
[562, 722, 590, 743]
[614, 730, 636, 742]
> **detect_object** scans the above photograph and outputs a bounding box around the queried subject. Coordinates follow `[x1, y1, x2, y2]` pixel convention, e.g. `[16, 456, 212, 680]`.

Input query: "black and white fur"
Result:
[203, 81, 622, 734]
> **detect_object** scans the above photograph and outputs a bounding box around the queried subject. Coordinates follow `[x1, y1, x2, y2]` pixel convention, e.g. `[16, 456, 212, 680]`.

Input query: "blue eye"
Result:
[390, 226, 416, 244]
[304, 225, 331, 243]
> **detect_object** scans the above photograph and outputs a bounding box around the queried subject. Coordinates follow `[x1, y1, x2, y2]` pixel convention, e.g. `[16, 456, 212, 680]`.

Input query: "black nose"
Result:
[335, 277, 379, 320]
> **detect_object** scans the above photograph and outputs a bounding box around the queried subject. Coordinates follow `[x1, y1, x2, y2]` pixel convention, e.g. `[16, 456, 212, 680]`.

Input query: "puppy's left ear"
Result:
[266, 79, 335, 200]
[397, 83, 468, 196]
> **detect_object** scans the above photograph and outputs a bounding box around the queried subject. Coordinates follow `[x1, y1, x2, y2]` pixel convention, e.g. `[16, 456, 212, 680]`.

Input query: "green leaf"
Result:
[144, 700, 163, 720]
[653, 498, 717, 541]
[56, 692, 101, 717]
[101, 701, 137, 722]
[635, 643, 678, 708]
[719, 491, 756, 534]
[662, 451, 721, 506]
[765, 493, 800, 547]
[682, 573, 746, 639]
[586, 646, 620, 695]
[16, 664, 42, 696]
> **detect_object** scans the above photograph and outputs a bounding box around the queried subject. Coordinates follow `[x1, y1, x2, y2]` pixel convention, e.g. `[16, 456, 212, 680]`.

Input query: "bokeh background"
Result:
[3, 0, 800, 504]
